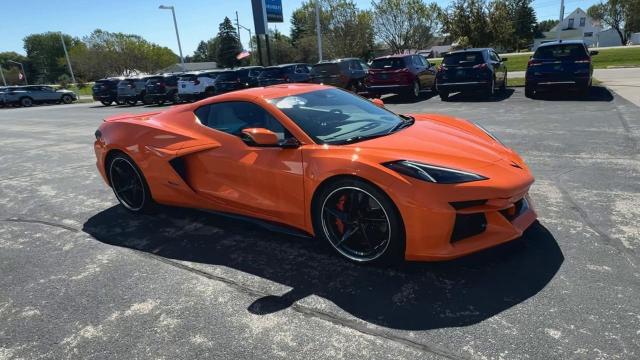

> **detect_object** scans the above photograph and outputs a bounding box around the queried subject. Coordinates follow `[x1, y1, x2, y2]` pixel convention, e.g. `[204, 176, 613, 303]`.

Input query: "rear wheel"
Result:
[409, 80, 421, 99]
[100, 100, 113, 106]
[313, 178, 405, 264]
[439, 91, 449, 101]
[500, 74, 507, 91]
[20, 97, 33, 107]
[486, 77, 496, 98]
[108, 153, 155, 213]
[525, 84, 535, 98]
[126, 99, 137, 106]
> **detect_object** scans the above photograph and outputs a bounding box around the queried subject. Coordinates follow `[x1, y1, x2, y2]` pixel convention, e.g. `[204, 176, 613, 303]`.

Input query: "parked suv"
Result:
[177, 70, 220, 102]
[257, 64, 311, 86]
[235, 66, 264, 88]
[525, 40, 597, 98]
[310, 58, 369, 91]
[0, 85, 77, 107]
[212, 70, 244, 95]
[365, 54, 437, 99]
[92, 78, 121, 106]
[117, 77, 153, 106]
[144, 73, 182, 105]
[436, 48, 507, 101]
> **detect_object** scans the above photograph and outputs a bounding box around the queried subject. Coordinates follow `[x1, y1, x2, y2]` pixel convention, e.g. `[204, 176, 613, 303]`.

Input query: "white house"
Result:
[533, 8, 623, 49]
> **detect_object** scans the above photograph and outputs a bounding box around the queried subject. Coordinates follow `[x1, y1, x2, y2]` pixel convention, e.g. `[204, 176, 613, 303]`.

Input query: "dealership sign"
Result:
[265, 0, 283, 23]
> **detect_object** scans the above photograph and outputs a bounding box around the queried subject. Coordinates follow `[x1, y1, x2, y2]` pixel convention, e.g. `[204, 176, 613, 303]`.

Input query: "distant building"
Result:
[533, 8, 622, 49]
[159, 62, 218, 73]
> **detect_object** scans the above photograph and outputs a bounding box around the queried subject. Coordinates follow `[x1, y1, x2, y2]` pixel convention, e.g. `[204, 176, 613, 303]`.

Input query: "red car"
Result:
[365, 54, 437, 99]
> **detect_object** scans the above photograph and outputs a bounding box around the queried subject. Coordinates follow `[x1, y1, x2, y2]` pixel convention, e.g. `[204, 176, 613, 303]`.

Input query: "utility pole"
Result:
[557, 0, 565, 41]
[0, 65, 6, 86]
[315, 0, 323, 62]
[236, 11, 242, 47]
[159, 5, 185, 70]
[60, 33, 77, 94]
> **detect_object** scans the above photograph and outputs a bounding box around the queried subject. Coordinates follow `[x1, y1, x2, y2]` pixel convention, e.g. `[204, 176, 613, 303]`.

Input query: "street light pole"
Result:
[159, 5, 185, 70]
[557, 0, 565, 41]
[7, 60, 27, 85]
[60, 32, 77, 92]
[315, 0, 323, 62]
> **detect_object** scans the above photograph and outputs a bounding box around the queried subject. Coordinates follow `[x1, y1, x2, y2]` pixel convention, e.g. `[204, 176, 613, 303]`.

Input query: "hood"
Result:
[348, 114, 511, 172]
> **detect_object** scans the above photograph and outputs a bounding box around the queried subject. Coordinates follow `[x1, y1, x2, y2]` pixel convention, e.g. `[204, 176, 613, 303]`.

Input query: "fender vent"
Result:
[169, 157, 188, 183]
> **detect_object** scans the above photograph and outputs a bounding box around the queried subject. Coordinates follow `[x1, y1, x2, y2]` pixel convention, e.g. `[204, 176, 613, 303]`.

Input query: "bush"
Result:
[57, 74, 71, 89]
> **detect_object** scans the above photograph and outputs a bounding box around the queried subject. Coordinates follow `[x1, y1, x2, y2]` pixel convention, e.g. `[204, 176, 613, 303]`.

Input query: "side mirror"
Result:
[241, 128, 279, 146]
[501, 58, 508, 62]
[590, 50, 599, 56]
[371, 98, 385, 108]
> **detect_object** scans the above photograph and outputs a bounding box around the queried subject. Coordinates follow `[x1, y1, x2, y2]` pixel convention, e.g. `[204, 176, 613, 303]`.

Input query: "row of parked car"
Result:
[0, 85, 77, 107]
[89, 40, 596, 106]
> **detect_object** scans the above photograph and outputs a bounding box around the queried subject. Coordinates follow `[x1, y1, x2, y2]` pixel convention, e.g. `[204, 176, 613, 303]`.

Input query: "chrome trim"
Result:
[438, 81, 488, 86]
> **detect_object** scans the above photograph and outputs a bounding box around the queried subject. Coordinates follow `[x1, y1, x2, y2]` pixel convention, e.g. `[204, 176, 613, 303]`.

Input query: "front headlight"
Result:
[383, 160, 487, 184]
[473, 123, 504, 146]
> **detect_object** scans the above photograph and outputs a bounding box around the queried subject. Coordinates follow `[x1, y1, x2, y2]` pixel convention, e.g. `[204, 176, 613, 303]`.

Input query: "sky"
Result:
[1, 0, 600, 57]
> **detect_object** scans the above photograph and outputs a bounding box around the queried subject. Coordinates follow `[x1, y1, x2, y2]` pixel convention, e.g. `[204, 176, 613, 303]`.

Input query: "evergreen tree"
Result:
[216, 17, 242, 68]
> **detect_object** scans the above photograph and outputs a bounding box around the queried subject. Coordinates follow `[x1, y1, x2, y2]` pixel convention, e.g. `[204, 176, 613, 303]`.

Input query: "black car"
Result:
[257, 64, 311, 86]
[92, 78, 121, 106]
[236, 66, 264, 88]
[525, 40, 597, 98]
[310, 58, 369, 91]
[212, 70, 244, 94]
[436, 48, 508, 101]
[144, 73, 182, 105]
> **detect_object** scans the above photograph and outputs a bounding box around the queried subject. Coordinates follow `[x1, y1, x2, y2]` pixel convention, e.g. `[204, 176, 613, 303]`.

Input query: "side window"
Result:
[350, 60, 363, 71]
[360, 61, 369, 71]
[490, 51, 500, 62]
[195, 101, 287, 140]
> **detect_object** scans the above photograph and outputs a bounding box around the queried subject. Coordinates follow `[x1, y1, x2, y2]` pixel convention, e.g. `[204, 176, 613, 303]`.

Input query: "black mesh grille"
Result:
[500, 198, 525, 222]
[450, 213, 487, 243]
[449, 199, 487, 210]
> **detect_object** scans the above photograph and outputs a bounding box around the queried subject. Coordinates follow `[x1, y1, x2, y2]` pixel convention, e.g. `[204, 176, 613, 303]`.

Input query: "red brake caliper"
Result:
[335, 195, 346, 234]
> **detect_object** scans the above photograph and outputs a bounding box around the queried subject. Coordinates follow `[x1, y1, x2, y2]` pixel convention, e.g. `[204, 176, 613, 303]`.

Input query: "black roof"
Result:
[445, 48, 493, 55]
[537, 40, 586, 48]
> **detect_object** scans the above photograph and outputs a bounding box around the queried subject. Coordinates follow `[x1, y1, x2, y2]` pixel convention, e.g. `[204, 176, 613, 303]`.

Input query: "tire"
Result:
[20, 97, 33, 107]
[100, 100, 113, 106]
[116, 100, 126, 106]
[487, 77, 496, 98]
[142, 93, 153, 105]
[156, 99, 166, 105]
[107, 153, 155, 213]
[500, 74, 507, 91]
[171, 92, 180, 104]
[439, 91, 449, 101]
[406, 80, 421, 100]
[61, 94, 73, 104]
[312, 178, 405, 265]
[525, 84, 535, 98]
[126, 99, 137, 106]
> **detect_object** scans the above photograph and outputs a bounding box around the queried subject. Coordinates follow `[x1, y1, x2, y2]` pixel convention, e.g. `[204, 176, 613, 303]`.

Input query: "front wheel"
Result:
[500, 74, 507, 91]
[108, 153, 155, 213]
[100, 100, 113, 106]
[313, 178, 405, 264]
[486, 78, 496, 98]
[20, 97, 33, 107]
[61, 94, 73, 104]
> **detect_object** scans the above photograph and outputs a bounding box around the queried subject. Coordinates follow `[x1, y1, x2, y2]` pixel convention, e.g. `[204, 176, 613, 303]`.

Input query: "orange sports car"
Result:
[94, 84, 536, 264]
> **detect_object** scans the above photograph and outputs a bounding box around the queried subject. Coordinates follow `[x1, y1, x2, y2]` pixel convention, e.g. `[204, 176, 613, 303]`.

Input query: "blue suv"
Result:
[525, 40, 598, 98]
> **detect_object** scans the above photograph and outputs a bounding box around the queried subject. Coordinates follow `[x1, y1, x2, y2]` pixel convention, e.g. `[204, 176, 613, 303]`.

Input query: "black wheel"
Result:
[126, 99, 137, 106]
[407, 80, 421, 100]
[116, 99, 126, 105]
[20, 97, 33, 107]
[313, 178, 405, 264]
[487, 77, 496, 98]
[100, 100, 113, 106]
[500, 74, 507, 91]
[439, 91, 449, 101]
[61, 94, 73, 104]
[156, 99, 166, 105]
[142, 93, 153, 105]
[171, 92, 180, 104]
[525, 84, 535, 98]
[108, 153, 154, 213]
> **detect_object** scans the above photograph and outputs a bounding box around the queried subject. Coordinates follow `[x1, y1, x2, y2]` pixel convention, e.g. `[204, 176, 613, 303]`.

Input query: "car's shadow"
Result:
[83, 205, 563, 330]
[443, 88, 515, 103]
[531, 85, 613, 102]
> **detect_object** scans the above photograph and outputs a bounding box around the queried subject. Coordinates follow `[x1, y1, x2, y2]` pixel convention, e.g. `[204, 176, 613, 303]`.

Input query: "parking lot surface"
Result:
[1, 87, 639, 359]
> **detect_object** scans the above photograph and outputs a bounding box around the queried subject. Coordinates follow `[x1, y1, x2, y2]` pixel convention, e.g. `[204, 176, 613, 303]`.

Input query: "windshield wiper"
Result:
[387, 114, 415, 134]
[331, 133, 390, 145]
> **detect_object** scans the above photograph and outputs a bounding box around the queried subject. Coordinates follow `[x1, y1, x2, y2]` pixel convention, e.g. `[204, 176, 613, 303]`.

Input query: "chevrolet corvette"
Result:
[94, 84, 536, 264]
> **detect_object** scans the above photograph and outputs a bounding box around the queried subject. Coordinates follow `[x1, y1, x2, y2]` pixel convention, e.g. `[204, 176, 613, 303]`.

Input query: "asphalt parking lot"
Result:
[1, 87, 639, 359]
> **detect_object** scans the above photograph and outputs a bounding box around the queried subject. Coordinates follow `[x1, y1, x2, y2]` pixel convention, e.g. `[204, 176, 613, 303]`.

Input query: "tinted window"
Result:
[534, 44, 589, 59]
[443, 51, 484, 65]
[349, 60, 363, 70]
[146, 76, 164, 83]
[270, 89, 403, 145]
[296, 65, 310, 73]
[489, 51, 500, 62]
[312, 63, 340, 75]
[195, 101, 286, 139]
[259, 68, 283, 78]
[370, 58, 406, 69]
[179, 74, 198, 81]
[216, 72, 237, 81]
[165, 76, 178, 86]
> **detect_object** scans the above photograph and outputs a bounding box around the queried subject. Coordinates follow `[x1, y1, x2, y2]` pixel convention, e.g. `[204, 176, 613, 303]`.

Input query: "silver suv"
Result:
[0, 85, 77, 107]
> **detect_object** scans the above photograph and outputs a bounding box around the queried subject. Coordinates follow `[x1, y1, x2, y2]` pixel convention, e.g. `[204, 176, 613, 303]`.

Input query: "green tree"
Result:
[216, 17, 242, 68]
[489, 0, 514, 51]
[443, 0, 491, 48]
[535, 19, 559, 34]
[23, 32, 82, 83]
[509, 0, 537, 50]
[192, 41, 210, 62]
[372, 0, 441, 53]
[588, 0, 639, 45]
[0, 52, 30, 85]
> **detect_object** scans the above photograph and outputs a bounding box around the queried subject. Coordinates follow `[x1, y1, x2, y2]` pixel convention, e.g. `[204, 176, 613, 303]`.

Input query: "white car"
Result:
[177, 71, 221, 102]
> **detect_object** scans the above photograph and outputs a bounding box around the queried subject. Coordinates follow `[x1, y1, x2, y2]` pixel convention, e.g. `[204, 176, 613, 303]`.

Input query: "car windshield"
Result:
[270, 88, 404, 145]
[370, 58, 405, 69]
[443, 52, 484, 66]
[534, 44, 588, 59]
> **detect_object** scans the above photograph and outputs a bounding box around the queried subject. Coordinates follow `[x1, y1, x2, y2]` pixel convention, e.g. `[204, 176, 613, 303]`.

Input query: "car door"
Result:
[420, 56, 437, 88]
[187, 101, 306, 228]
[349, 60, 366, 83]
[411, 56, 428, 87]
[489, 51, 506, 83]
